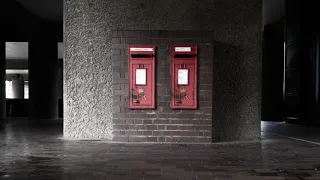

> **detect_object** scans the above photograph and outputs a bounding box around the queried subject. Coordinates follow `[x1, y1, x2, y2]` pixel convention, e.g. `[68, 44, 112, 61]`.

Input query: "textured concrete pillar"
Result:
[64, 0, 262, 141]
[29, 35, 58, 120]
[0, 41, 5, 120]
[11, 74, 24, 99]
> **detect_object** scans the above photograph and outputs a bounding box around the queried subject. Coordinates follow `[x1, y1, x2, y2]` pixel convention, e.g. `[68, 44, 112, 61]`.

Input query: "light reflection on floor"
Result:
[0, 119, 319, 179]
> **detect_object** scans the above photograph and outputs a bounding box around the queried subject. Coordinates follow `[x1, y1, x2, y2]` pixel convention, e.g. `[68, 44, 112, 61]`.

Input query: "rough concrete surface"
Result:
[64, 0, 262, 140]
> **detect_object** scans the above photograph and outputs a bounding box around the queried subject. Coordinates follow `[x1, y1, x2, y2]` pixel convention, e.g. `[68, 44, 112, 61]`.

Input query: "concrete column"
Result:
[64, 0, 262, 141]
[0, 41, 5, 120]
[11, 74, 24, 99]
[29, 27, 58, 120]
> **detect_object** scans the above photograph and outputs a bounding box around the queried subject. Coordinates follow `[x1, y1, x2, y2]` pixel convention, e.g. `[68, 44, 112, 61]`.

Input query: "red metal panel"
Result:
[170, 45, 197, 109]
[128, 45, 155, 109]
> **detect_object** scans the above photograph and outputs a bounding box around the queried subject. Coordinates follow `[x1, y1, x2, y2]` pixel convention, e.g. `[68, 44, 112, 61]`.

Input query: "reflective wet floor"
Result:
[0, 119, 320, 180]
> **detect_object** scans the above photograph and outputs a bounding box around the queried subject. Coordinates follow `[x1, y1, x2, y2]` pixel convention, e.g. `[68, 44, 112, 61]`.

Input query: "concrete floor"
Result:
[0, 120, 320, 180]
[262, 121, 320, 144]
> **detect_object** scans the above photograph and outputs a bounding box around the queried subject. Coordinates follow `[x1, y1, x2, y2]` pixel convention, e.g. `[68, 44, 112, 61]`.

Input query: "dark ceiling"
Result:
[14, 0, 285, 26]
[15, 0, 63, 22]
[263, 0, 285, 26]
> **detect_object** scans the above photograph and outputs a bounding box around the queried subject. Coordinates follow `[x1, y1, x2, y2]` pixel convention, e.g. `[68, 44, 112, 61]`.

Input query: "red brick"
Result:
[125, 131, 143, 136]
[153, 131, 163, 136]
[166, 125, 178, 130]
[146, 137, 157, 142]
[113, 125, 129, 130]
[142, 131, 153, 135]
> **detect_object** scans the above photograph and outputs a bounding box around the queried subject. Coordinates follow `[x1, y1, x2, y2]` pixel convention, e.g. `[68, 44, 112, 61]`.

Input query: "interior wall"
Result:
[262, 18, 285, 121]
[285, 0, 320, 127]
[0, 42, 5, 120]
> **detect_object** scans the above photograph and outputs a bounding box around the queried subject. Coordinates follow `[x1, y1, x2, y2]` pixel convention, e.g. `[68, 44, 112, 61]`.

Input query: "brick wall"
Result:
[112, 30, 214, 143]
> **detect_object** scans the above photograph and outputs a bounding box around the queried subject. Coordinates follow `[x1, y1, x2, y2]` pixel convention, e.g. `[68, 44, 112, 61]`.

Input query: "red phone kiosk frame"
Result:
[128, 45, 155, 109]
[170, 45, 198, 109]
